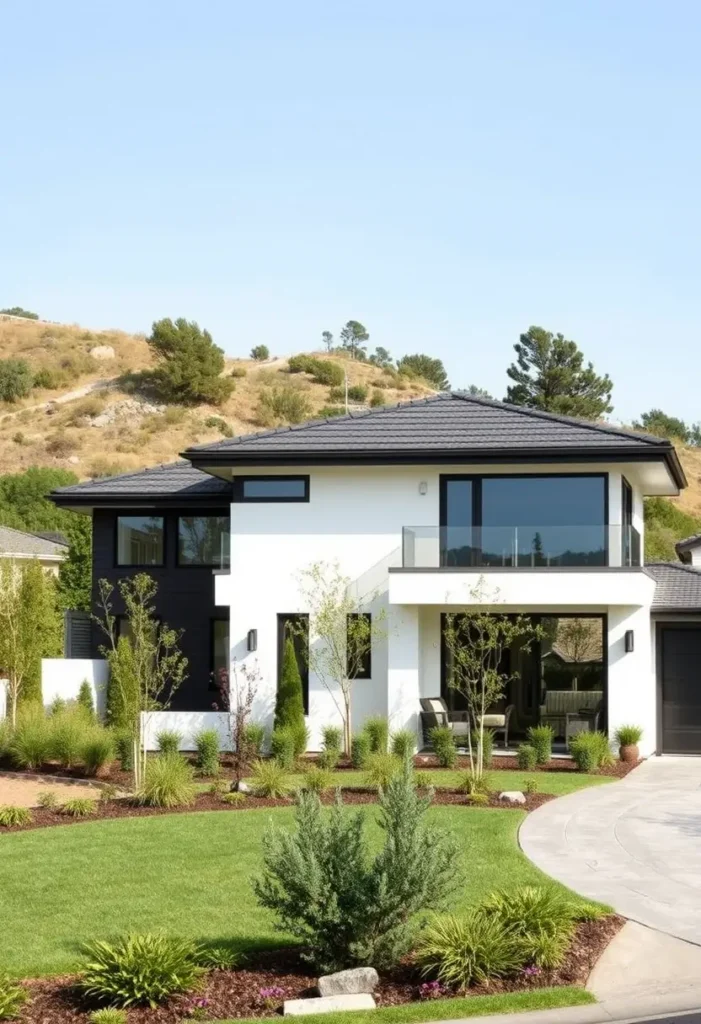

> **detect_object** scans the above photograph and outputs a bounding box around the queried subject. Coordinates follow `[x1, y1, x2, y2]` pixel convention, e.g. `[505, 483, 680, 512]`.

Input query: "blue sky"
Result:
[2, 0, 699, 424]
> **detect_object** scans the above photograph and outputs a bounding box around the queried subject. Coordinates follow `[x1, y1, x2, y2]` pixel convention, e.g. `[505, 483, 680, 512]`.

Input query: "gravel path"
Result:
[0, 773, 99, 807]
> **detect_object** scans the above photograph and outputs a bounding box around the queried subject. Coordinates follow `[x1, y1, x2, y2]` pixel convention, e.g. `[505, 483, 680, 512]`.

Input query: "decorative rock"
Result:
[284, 994, 376, 1016]
[499, 790, 526, 805]
[233, 780, 252, 793]
[317, 967, 379, 997]
[89, 345, 116, 360]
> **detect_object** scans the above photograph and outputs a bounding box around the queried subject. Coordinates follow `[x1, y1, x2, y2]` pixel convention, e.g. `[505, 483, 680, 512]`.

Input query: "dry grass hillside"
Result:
[0, 318, 435, 478]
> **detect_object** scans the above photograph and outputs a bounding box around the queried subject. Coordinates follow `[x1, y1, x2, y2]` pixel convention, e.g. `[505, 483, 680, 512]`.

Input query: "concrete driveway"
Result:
[520, 757, 701, 945]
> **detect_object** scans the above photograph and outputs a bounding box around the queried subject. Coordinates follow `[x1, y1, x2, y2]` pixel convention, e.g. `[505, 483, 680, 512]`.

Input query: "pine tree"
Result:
[147, 317, 234, 405]
[397, 354, 450, 391]
[105, 635, 140, 730]
[77, 679, 95, 719]
[505, 326, 613, 420]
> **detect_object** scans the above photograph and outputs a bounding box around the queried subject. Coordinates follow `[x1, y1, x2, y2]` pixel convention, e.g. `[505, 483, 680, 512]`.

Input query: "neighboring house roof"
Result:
[50, 460, 233, 507]
[180, 392, 685, 485]
[675, 534, 701, 563]
[647, 562, 701, 612]
[0, 525, 68, 560]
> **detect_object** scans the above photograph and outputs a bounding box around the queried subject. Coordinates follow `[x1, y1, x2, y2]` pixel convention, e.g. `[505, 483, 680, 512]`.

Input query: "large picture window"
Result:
[177, 515, 230, 567]
[440, 475, 607, 568]
[116, 516, 164, 566]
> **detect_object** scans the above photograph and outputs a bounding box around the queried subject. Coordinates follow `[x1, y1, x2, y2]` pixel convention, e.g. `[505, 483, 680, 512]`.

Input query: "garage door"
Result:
[660, 626, 701, 753]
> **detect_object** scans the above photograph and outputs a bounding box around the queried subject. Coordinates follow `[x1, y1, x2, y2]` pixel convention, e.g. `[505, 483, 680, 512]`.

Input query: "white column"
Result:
[387, 604, 420, 746]
[607, 605, 656, 756]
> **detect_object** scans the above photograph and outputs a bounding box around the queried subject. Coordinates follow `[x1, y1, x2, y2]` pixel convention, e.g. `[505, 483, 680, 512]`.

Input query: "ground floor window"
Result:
[210, 619, 229, 693]
[441, 613, 606, 743]
[277, 613, 310, 715]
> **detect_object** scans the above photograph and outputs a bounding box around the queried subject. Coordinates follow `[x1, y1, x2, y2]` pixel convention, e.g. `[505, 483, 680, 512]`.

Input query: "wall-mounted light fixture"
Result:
[419, 481, 428, 495]
[624, 629, 634, 653]
[247, 629, 258, 653]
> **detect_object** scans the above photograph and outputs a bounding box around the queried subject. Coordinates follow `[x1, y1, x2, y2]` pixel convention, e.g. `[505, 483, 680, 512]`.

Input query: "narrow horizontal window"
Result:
[235, 476, 309, 502]
[177, 515, 230, 567]
[116, 515, 164, 567]
[347, 612, 372, 679]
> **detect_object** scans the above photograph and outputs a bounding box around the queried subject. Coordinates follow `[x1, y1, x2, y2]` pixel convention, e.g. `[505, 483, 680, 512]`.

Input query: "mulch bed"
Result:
[17, 916, 624, 1024]
[0, 787, 553, 834]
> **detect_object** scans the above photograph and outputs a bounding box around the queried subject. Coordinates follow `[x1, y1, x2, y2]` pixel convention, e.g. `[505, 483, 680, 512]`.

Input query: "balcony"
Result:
[400, 524, 641, 570]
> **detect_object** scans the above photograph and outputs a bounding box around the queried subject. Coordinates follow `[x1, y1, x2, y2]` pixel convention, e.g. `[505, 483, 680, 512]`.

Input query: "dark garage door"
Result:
[660, 626, 701, 753]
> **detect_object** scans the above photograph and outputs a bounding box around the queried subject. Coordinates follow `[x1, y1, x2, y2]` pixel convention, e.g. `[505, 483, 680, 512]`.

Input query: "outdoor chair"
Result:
[419, 697, 468, 746]
[480, 704, 515, 749]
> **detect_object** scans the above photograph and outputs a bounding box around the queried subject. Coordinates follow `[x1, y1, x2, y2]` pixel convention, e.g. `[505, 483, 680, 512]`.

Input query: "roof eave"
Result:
[49, 491, 232, 510]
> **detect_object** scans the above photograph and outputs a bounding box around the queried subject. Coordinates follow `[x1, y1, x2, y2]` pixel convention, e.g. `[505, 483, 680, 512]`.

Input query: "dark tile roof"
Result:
[647, 562, 701, 611]
[50, 461, 232, 504]
[183, 392, 677, 460]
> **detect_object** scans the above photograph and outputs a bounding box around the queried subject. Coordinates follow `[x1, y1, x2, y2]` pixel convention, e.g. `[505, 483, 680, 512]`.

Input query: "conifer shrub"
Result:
[77, 680, 96, 719]
[517, 743, 537, 770]
[194, 728, 220, 776]
[527, 724, 554, 766]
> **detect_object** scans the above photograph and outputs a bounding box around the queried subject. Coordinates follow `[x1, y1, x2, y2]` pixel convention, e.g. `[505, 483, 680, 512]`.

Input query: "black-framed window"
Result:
[116, 515, 164, 567]
[277, 613, 309, 714]
[210, 619, 229, 692]
[234, 476, 309, 502]
[177, 515, 230, 567]
[440, 474, 607, 568]
[347, 613, 372, 679]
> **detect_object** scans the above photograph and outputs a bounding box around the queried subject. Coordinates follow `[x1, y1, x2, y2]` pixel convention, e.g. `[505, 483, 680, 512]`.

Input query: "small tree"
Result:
[0, 307, 38, 319]
[250, 344, 269, 361]
[147, 317, 234, 405]
[297, 561, 385, 754]
[254, 762, 460, 970]
[105, 635, 139, 729]
[275, 634, 305, 731]
[77, 679, 95, 719]
[339, 320, 369, 360]
[213, 659, 260, 788]
[95, 574, 188, 790]
[397, 353, 450, 390]
[505, 326, 613, 420]
[633, 408, 690, 442]
[443, 582, 541, 785]
[368, 346, 393, 368]
[0, 359, 34, 402]
[321, 330, 334, 352]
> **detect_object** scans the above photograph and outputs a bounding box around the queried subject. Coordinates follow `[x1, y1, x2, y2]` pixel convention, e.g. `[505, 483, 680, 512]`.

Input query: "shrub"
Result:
[287, 354, 315, 374]
[317, 405, 346, 418]
[250, 759, 293, 798]
[254, 761, 460, 971]
[527, 724, 554, 766]
[77, 680, 96, 719]
[317, 746, 340, 770]
[517, 743, 537, 770]
[466, 792, 489, 806]
[416, 912, 523, 989]
[82, 730, 114, 776]
[230, 366, 247, 378]
[346, 384, 368, 402]
[147, 318, 233, 406]
[525, 778, 539, 794]
[370, 390, 386, 407]
[364, 715, 389, 753]
[274, 635, 306, 736]
[194, 945, 239, 969]
[156, 729, 182, 756]
[322, 724, 343, 752]
[49, 696, 66, 716]
[470, 728, 494, 766]
[0, 975, 27, 1019]
[90, 1010, 127, 1024]
[250, 344, 270, 360]
[270, 727, 296, 769]
[48, 708, 87, 769]
[0, 720, 8, 759]
[100, 784, 120, 802]
[62, 797, 97, 818]
[328, 386, 345, 402]
[364, 752, 402, 790]
[106, 635, 139, 731]
[457, 771, 491, 796]
[303, 765, 335, 794]
[37, 790, 60, 810]
[139, 754, 196, 808]
[415, 770, 433, 789]
[311, 361, 344, 386]
[614, 724, 643, 747]
[257, 386, 311, 427]
[204, 415, 233, 437]
[113, 729, 133, 771]
[9, 707, 50, 769]
[391, 729, 416, 759]
[221, 790, 246, 805]
[430, 726, 457, 768]
[208, 779, 229, 797]
[80, 933, 204, 1007]
[569, 731, 611, 772]
[242, 722, 266, 757]
[351, 732, 371, 768]
[194, 728, 221, 776]
[480, 886, 576, 968]
[0, 805, 32, 828]
[0, 358, 33, 402]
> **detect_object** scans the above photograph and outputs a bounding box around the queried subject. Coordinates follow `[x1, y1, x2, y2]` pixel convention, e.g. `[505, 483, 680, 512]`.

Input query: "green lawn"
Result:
[274, 768, 612, 796]
[0, 804, 586, 979]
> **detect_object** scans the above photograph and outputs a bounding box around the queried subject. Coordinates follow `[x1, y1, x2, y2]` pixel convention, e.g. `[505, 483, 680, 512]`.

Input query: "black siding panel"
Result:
[90, 509, 228, 711]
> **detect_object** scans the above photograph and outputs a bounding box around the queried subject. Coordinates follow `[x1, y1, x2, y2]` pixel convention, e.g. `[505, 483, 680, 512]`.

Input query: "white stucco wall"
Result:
[212, 463, 655, 749]
[607, 605, 657, 756]
[41, 658, 109, 716]
[141, 710, 231, 751]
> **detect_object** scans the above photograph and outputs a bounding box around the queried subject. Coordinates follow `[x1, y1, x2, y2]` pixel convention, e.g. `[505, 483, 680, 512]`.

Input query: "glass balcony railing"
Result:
[401, 525, 641, 569]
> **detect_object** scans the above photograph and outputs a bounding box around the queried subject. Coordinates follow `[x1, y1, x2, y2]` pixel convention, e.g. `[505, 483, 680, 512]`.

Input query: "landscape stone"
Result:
[89, 345, 115, 360]
[499, 790, 526, 804]
[284, 994, 376, 1016]
[317, 967, 379, 997]
[233, 780, 252, 793]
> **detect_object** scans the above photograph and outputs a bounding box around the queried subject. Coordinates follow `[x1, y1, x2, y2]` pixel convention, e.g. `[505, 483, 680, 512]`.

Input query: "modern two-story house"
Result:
[50, 392, 701, 757]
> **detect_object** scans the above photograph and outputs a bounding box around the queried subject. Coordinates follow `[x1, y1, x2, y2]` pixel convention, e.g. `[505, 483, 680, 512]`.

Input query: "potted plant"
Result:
[614, 724, 643, 762]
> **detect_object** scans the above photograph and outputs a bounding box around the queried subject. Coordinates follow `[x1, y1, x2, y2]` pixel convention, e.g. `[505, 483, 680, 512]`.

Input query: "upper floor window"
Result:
[235, 476, 309, 502]
[177, 515, 230, 567]
[116, 515, 164, 567]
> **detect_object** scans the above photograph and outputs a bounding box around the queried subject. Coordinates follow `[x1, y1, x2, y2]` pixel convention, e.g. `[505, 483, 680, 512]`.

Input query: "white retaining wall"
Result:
[140, 710, 231, 751]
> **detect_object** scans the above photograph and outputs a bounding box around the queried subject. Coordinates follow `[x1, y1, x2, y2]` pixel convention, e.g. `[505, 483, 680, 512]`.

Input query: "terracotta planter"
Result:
[619, 743, 639, 763]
